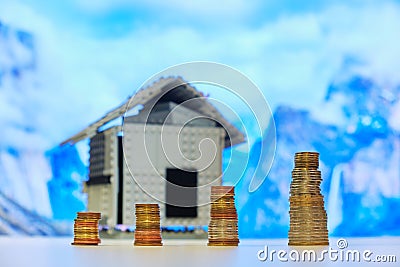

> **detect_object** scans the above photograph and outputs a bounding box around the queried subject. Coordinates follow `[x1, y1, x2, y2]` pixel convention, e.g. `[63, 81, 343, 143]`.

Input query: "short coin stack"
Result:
[72, 212, 101, 246]
[134, 204, 163, 246]
[208, 186, 239, 246]
[288, 152, 329, 246]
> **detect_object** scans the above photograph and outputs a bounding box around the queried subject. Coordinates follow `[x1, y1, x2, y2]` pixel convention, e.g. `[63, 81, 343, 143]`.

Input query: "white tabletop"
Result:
[0, 237, 399, 267]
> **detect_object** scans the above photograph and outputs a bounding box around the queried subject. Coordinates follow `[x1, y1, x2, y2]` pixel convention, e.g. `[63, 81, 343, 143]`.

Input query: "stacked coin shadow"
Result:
[288, 152, 329, 246]
[134, 204, 163, 246]
[208, 186, 239, 246]
[72, 212, 101, 246]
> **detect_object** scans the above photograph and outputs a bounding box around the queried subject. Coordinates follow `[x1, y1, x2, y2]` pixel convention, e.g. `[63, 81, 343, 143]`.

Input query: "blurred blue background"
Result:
[0, 0, 399, 237]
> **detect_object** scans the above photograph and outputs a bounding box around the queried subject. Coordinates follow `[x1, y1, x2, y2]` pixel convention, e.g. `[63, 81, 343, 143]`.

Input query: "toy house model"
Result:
[62, 77, 245, 228]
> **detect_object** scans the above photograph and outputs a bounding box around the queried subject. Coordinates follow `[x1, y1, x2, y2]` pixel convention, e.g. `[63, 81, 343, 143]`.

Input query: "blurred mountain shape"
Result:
[0, 19, 81, 234]
[237, 68, 400, 237]
[1, 18, 399, 237]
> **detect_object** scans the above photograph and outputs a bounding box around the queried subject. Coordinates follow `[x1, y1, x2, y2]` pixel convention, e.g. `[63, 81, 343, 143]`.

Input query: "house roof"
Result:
[61, 77, 245, 148]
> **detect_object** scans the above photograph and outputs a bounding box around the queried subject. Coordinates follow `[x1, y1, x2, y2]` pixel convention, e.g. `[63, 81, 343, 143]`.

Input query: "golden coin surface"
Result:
[134, 204, 163, 246]
[288, 152, 329, 246]
[72, 211, 101, 246]
[208, 186, 239, 247]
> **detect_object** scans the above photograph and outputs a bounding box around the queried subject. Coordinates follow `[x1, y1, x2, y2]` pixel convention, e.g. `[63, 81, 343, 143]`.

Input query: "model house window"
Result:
[166, 168, 198, 218]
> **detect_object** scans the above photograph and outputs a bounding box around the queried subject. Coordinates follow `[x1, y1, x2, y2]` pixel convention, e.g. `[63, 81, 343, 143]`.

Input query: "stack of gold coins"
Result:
[72, 212, 101, 246]
[288, 152, 329, 246]
[134, 204, 162, 246]
[208, 186, 239, 246]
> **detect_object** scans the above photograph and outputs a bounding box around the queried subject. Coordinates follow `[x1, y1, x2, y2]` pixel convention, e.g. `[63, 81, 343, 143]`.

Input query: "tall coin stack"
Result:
[288, 152, 329, 246]
[134, 204, 163, 246]
[72, 212, 101, 246]
[208, 186, 239, 246]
